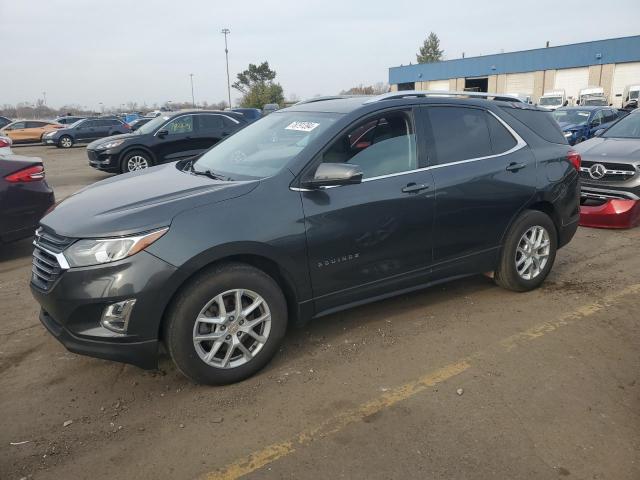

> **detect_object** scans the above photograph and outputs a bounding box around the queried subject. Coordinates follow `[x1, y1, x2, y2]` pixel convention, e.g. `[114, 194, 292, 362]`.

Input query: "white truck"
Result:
[538, 90, 566, 110]
[578, 87, 607, 106]
[621, 84, 640, 110]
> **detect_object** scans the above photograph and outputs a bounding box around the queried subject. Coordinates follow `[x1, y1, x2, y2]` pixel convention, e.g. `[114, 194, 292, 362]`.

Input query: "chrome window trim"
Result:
[197, 112, 241, 125]
[290, 109, 527, 190]
[32, 241, 70, 270]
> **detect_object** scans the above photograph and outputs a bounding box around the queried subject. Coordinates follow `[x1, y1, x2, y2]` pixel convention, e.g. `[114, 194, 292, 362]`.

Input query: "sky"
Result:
[1, 0, 639, 110]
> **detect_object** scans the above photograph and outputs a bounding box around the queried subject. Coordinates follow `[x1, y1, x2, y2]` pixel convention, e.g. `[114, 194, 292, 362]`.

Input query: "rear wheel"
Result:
[59, 135, 73, 148]
[163, 263, 288, 385]
[121, 150, 152, 173]
[494, 210, 557, 292]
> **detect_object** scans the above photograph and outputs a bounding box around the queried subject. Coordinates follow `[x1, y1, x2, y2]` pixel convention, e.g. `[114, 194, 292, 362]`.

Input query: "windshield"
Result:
[582, 97, 607, 106]
[193, 111, 342, 179]
[552, 110, 591, 126]
[135, 115, 169, 135]
[602, 112, 640, 139]
[540, 96, 562, 106]
[630, 90, 640, 100]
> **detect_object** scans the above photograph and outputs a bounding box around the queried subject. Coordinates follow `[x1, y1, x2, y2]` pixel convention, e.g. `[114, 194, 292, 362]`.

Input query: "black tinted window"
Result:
[487, 113, 517, 153]
[83, 120, 98, 128]
[108, 119, 121, 126]
[427, 107, 492, 164]
[198, 114, 224, 130]
[26, 121, 47, 128]
[501, 107, 566, 144]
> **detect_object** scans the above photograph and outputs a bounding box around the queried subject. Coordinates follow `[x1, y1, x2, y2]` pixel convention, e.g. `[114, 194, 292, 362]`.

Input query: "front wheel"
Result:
[121, 150, 152, 173]
[59, 135, 73, 148]
[494, 210, 557, 292]
[163, 263, 288, 385]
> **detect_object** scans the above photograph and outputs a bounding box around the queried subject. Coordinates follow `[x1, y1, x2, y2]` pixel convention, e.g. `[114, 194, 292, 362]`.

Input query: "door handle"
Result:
[506, 162, 526, 172]
[401, 183, 430, 194]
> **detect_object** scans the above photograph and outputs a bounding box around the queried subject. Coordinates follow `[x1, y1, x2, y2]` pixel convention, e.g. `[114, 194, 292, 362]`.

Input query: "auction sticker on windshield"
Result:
[285, 121, 320, 132]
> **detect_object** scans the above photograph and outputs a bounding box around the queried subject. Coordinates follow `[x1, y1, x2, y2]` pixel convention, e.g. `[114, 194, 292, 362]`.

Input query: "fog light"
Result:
[101, 299, 136, 333]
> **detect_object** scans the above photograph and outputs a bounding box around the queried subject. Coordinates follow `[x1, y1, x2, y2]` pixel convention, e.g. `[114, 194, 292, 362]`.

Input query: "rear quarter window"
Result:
[500, 107, 567, 144]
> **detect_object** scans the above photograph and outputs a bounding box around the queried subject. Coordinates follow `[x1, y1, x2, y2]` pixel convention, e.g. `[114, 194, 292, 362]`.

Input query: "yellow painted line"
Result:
[202, 360, 471, 480]
[200, 283, 640, 480]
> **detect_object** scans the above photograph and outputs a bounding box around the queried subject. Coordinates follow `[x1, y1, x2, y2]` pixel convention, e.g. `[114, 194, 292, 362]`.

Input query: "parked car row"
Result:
[43, 117, 131, 148]
[551, 106, 625, 145]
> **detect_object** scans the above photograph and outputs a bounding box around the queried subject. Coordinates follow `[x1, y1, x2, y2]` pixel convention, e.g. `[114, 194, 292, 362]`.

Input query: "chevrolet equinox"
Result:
[31, 93, 580, 385]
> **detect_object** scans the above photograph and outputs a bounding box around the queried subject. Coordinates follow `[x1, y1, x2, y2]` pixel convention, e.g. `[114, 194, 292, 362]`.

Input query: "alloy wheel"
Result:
[126, 155, 149, 171]
[515, 225, 550, 280]
[192, 289, 272, 369]
[60, 137, 72, 148]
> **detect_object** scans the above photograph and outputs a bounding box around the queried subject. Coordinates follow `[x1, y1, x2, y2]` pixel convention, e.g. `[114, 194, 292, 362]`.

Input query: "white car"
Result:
[0, 135, 13, 155]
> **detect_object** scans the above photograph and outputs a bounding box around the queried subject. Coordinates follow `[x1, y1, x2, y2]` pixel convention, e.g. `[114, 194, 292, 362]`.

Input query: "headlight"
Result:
[564, 131, 573, 138]
[64, 228, 168, 267]
[45, 131, 56, 137]
[97, 139, 125, 150]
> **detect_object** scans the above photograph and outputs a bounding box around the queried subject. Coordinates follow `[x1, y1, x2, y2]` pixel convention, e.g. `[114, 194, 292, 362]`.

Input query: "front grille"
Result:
[87, 150, 98, 161]
[580, 160, 637, 182]
[31, 228, 74, 291]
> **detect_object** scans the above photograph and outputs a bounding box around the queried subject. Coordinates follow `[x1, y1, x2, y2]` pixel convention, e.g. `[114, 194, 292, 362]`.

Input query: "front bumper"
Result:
[31, 250, 178, 369]
[87, 148, 120, 172]
[580, 199, 640, 229]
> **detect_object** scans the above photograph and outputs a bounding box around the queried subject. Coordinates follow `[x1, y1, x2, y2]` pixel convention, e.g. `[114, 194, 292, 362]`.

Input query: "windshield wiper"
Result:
[189, 164, 232, 181]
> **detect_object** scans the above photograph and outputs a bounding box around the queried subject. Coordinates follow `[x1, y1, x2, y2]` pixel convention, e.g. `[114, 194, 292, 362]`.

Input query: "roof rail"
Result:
[363, 90, 526, 104]
[293, 95, 370, 106]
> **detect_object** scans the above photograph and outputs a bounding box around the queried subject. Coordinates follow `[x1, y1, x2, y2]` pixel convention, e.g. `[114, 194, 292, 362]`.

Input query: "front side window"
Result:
[8, 122, 26, 130]
[427, 107, 492, 164]
[164, 115, 194, 135]
[591, 110, 605, 126]
[319, 111, 417, 179]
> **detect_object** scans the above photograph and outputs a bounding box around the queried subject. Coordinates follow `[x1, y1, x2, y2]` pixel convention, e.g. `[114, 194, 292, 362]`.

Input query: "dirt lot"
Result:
[1, 145, 639, 480]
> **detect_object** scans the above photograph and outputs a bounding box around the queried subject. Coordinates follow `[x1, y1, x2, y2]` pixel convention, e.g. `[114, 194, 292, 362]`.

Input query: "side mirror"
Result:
[594, 128, 605, 137]
[301, 163, 363, 189]
[157, 129, 169, 138]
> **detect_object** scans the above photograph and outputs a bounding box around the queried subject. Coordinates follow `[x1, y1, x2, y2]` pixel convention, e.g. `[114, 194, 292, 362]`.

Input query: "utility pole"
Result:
[221, 28, 231, 108]
[190, 73, 195, 107]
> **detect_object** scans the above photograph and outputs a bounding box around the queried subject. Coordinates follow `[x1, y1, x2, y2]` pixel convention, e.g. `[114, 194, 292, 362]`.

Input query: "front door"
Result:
[154, 114, 197, 163]
[419, 105, 536, 275]
[300, 108, 435, 312]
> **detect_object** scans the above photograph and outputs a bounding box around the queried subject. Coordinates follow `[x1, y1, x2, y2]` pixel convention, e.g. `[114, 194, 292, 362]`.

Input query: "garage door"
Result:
[505, 72, 535, 95]
[428, 80, 450, 91]
[612, 62, 640, 107]
[554, 67, 589, 103]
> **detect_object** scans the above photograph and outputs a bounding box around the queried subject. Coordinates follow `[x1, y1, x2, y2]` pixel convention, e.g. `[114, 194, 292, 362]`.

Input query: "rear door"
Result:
[25, 121, 49, 142]
[75, 120, 99, 142]
[300, 108, 436, 312]
[193, 114, 226, 151]
[419, 105, 536, 276]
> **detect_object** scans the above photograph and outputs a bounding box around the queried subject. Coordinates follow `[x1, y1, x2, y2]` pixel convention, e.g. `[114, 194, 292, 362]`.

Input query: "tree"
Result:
[340, 82, 389, 95]
[416, 32, 444, 64]
[232, 61, 285, 109]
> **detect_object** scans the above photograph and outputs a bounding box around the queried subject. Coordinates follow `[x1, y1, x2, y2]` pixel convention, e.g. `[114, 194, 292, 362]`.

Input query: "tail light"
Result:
[0, 137, 11, 148]
[5, 165, 45, 183]
[567, 150, 581, 171]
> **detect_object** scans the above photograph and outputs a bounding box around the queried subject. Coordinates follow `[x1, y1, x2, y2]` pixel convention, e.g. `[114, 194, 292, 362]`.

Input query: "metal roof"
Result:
[389, 35, 640, 84]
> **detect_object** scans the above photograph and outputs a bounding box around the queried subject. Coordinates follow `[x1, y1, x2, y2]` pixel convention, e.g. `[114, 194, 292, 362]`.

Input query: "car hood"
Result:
[88, 132, 138, 149]
[574, 137, 640, 164]
[41, 162, 258, 238]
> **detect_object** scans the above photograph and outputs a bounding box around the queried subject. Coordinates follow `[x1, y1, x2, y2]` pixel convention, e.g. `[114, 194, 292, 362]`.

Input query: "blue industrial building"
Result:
[388, 35, 640, 107]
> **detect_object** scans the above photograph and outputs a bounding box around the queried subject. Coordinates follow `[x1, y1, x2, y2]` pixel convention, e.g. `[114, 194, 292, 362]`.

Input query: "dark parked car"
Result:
[552, 106, 621, 145]
[43, 117, 130, 148]
[575, 108, 640, 228]
[128, 117, 152, 131]
[1, 151, 55, 243]
[85, 110, 247, 174]
[54, 116, 86, 125]
[232, 108, 262, 123]
[0, 116, 11, 129]
[31, 93, 579, 385]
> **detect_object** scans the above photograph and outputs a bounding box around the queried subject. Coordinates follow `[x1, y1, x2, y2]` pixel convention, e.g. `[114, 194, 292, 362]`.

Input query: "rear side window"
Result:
[500, 107, 566, 144]
[26, 121, 47, 128]
[487, 113, 517, 153]
[198, 114, 224, 130]
[427, 107, 492, 164]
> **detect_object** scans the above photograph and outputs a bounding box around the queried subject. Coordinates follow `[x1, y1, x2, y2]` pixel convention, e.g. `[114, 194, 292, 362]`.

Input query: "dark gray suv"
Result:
[30, 92, 580, 385]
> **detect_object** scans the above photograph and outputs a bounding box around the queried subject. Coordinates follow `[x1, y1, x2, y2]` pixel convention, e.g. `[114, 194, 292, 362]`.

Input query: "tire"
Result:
[59, 135, 73, 149]
[121, 150, 153, 173]
[163, 263, 288, 385]
[494, 210, 557, 292]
